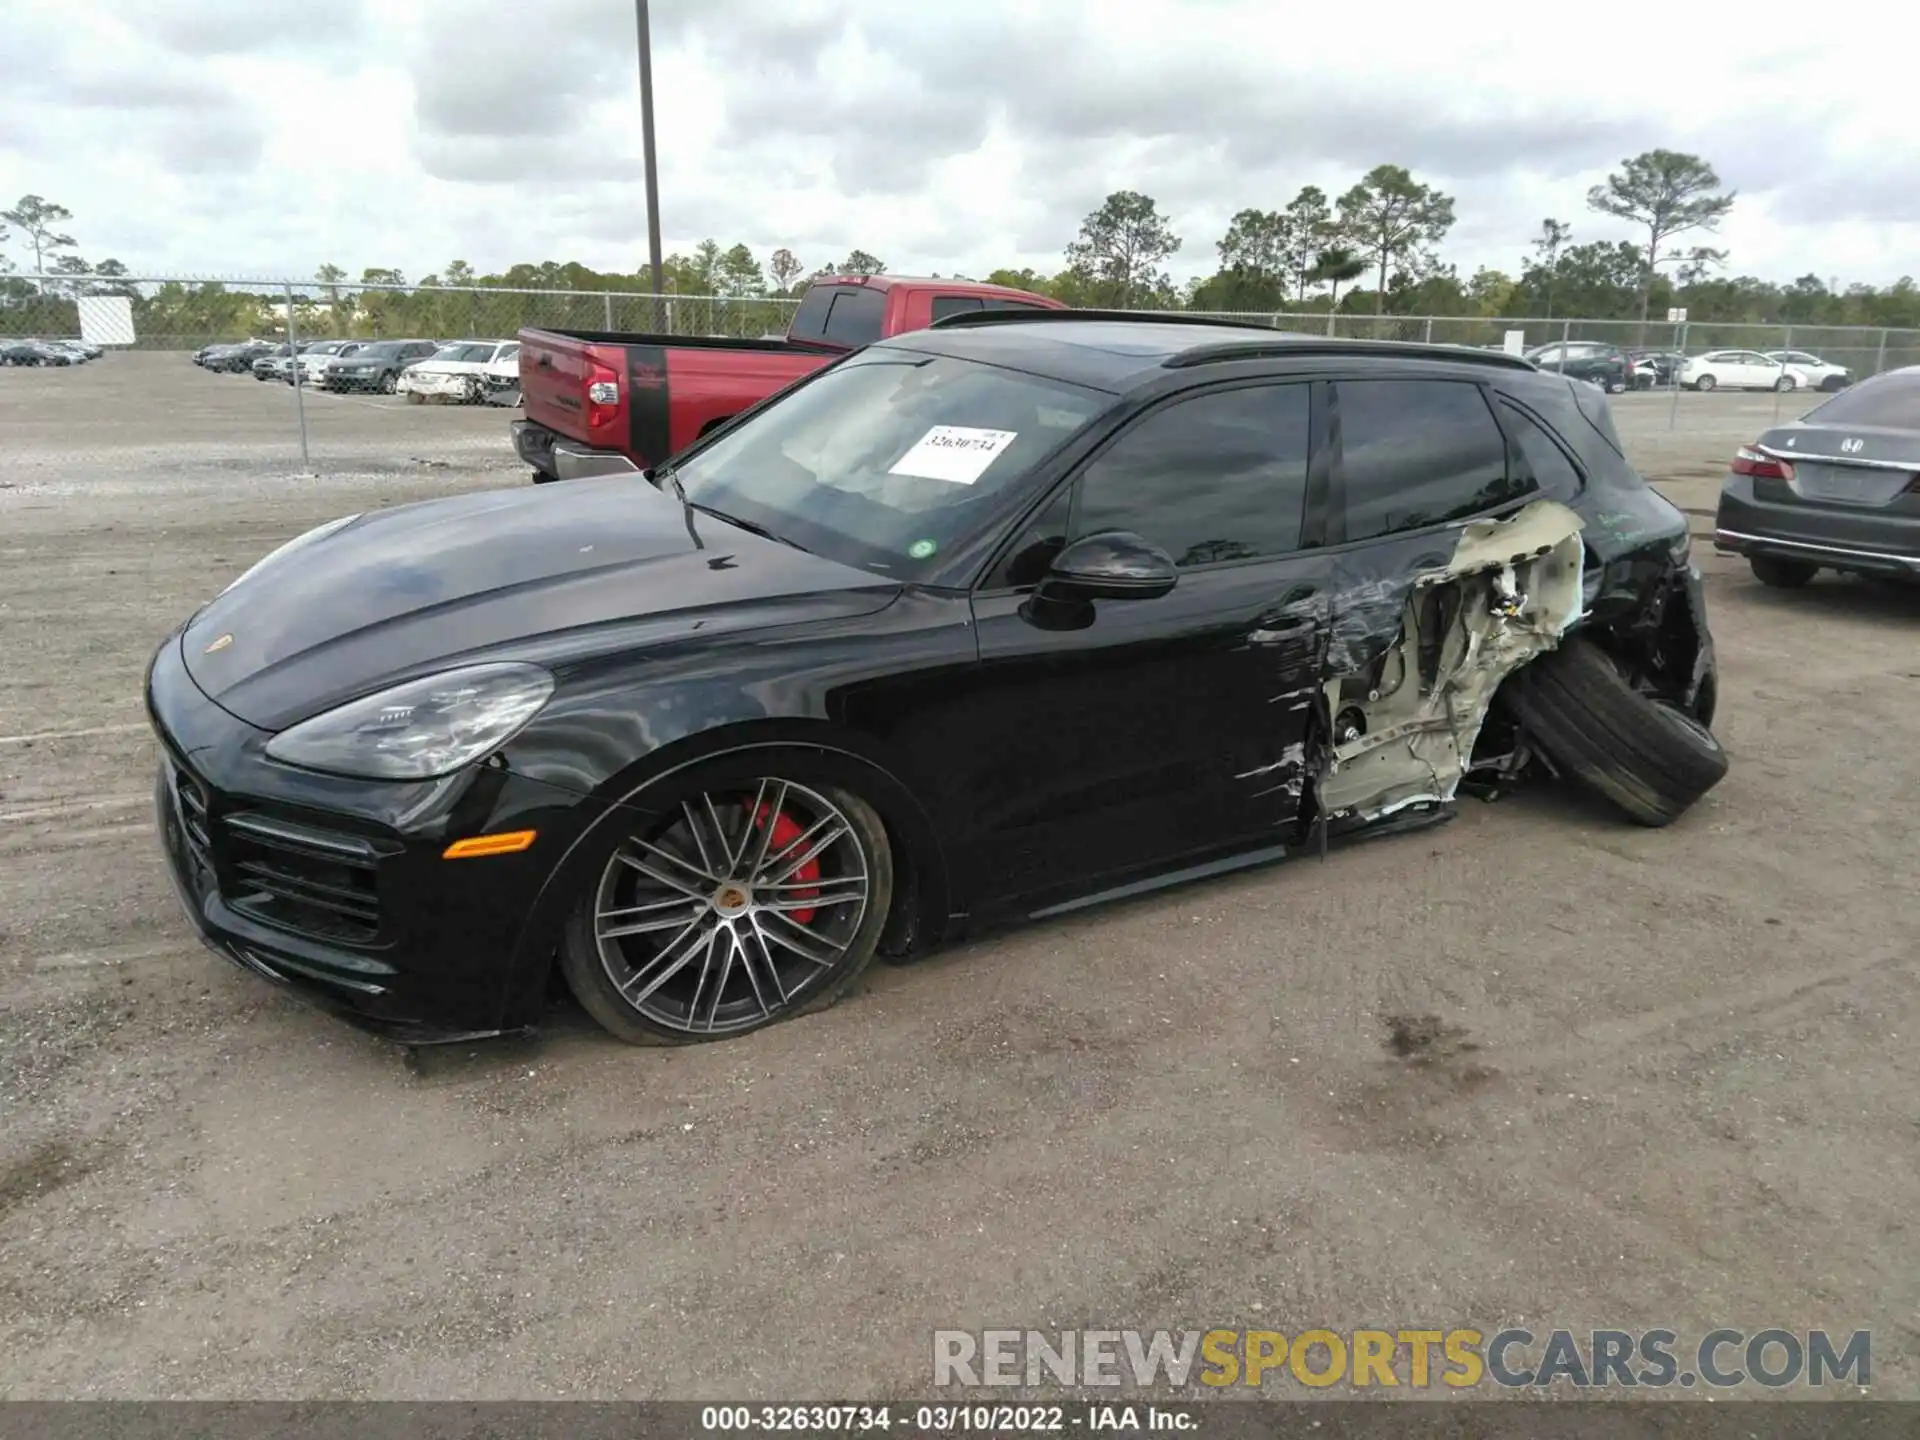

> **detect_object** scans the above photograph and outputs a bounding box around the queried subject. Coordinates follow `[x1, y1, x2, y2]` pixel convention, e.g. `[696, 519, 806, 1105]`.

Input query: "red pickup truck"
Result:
[510, 273, 1065, 483]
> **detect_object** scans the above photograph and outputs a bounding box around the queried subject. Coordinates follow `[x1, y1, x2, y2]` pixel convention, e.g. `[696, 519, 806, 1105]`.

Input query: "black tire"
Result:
[1695, 373, 1716, 392]
[1774, 375, 1794, 393]
[380, 370, 398, 394]
[1507, 636, 1729, 828]
[1750, 554, 1818, 588]
[558, 764, 895, 1046]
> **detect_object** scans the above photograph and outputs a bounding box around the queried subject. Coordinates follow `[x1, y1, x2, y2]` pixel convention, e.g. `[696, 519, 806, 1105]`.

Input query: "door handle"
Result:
[1249, 618, 1311, 644]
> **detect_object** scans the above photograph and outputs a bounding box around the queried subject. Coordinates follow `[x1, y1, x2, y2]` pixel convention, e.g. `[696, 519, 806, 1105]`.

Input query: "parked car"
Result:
[1522, 341, 1636, 393]
[250, 343, 298, 380]
[513, 273, 1067, 483]
[396, 339, 520, 403]
[39, 339, 95, 364]
[1627, 349, 1682, 388]
[147, 312, 1722, 1047]
[1713, 365, 1920, 587]
[1765, 350, 1852, 392]
[207, 341, 278, 374]
[292, 340, 363, 386]
[4, 338, 78, 366]
[48, 337, 103, 360]
[1678, 350, 1794, 392]
[320, 338, 439, 393]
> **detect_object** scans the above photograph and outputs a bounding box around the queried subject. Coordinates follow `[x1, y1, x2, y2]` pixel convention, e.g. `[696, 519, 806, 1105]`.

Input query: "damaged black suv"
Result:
[147, 311, 1723, 1047]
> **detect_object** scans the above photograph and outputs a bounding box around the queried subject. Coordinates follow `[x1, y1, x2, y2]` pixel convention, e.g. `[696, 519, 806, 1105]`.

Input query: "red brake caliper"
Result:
[752, 803, 819, 924]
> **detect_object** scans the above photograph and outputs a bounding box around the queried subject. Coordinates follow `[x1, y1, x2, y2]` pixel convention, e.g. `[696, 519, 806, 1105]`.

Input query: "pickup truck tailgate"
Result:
[518, 328, 606, 447]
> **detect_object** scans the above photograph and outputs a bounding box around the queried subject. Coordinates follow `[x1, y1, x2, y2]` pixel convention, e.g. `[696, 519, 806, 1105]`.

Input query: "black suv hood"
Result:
[181, 478, 900, 730]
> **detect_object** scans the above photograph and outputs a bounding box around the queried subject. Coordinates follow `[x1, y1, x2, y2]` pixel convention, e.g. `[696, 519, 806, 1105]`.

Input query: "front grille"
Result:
[163, 756, 387, 946]
[223, 813, 383, 945]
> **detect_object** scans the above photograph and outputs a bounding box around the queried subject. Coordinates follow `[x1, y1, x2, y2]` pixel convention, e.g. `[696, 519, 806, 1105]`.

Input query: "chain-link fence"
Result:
[1170, 309, 1920, 383]
[0, 274, 800, 351]
[5, 272, 1915, 480]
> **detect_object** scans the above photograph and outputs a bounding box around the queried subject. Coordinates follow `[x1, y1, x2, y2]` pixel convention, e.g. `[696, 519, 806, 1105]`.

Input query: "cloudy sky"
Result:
[2, 0, 1914, 291]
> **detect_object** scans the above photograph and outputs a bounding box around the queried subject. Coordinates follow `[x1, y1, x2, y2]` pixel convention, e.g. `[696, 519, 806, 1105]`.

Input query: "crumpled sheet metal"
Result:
[1311, 498, 1588, 822]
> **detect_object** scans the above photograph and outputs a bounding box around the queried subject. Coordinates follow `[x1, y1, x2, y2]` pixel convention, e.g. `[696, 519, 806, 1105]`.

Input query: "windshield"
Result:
[673, 347, 1111, 579]
[432, 342, 491, 362]
[356, 342, 403, 359]
[1803, 373, 1920, 429]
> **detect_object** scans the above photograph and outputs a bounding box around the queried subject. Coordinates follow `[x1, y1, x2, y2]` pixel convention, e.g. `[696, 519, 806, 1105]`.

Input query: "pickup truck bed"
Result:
[512, 274, 1065, 483]
[514, 330, 837, 483]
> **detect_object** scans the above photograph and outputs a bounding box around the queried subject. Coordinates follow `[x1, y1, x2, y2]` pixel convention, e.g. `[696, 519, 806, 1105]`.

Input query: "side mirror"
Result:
[1039, 531, 1178, 602]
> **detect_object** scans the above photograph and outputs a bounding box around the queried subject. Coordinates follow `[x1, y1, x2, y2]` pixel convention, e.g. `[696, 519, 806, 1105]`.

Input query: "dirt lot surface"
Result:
[2, 355, 1915, 1399]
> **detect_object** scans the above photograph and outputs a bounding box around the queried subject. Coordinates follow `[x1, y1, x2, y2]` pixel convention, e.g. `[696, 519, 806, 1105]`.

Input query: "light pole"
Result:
[635, 0, 666, 326]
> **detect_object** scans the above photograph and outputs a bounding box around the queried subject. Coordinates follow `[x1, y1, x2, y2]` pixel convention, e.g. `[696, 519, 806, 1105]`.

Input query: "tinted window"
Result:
[357, 342, 403, 358]
[822, 288, 886, 346]
[496, 344, 519, 362]
[984, 299, 1050, 312]
[788, 284, 835, 341]
[931, 296, 983, 321]
[1499, 401, 1583, 499]
[1336, 379, 1524, 541]
[1804, 372, 1920, 428]
[1072, 384, 1313, 568]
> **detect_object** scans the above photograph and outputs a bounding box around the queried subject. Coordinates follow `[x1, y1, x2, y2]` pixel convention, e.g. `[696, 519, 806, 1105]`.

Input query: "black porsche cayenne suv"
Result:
[147, 313, 1723, 1046]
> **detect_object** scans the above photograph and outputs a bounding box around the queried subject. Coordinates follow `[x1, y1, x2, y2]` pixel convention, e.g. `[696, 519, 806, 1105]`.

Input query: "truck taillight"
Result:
[585, 359, 622, 429]
[1730, 444, 1793, 481]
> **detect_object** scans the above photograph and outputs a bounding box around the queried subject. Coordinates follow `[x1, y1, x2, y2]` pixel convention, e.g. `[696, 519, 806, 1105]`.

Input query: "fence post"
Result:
[604, 292, 614, 329]
[285, 283, 311, 473]
[1325, 307, 1336, 337]
[1774, 324, 1792, 421]
[1668, 321, 1688, 431]
[1423, 317, 1433, 343]
[1875, 329, 1889, 377]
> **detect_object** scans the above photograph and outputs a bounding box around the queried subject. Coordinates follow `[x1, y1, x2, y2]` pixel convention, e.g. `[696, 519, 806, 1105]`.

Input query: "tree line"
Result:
[6, 151, 1920, 339]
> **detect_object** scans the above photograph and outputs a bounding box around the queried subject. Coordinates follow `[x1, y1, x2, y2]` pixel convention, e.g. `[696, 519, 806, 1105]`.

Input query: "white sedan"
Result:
[396, 340, 519, 403]
[1764, 350, 1853, 392]
[1677, 350, 1795, 392]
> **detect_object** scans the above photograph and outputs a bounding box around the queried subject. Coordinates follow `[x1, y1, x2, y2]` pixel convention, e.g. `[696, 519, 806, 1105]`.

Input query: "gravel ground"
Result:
[1, 354, 1915, 1400]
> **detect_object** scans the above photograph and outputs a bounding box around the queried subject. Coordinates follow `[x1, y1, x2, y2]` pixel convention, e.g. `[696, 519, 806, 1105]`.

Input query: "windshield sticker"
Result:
[908, 538, 938, 559]
[888, 426, 1019, 485]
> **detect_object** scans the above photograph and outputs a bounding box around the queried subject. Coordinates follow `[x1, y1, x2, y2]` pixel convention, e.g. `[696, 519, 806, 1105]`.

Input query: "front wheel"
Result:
[1694, 373, 1716, 392]
[380, 370, 398, 394]
[1774, 375, 1796, 392]
[559, 772, 895, 1045]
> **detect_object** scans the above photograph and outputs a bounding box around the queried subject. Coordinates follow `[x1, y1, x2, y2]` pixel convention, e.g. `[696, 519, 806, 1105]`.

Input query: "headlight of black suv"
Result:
[264, 663, 555, 780]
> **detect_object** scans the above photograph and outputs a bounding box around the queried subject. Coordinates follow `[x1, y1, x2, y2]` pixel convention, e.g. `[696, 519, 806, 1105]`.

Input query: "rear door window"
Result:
[1333, 379, 1532, 542]
[931, 296, 984, 322]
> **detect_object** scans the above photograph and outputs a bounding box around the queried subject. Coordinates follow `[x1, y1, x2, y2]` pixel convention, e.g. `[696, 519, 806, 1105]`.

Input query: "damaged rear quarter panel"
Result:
[1311, 498, 1587, 821]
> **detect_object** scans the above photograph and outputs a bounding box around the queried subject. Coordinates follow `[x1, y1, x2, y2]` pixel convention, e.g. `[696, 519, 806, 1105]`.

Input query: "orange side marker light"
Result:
[442, 830, 537, 860]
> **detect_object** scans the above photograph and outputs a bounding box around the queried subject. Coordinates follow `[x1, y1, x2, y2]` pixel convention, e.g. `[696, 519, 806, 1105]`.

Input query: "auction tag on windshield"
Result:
[888, 426, 1018, 484]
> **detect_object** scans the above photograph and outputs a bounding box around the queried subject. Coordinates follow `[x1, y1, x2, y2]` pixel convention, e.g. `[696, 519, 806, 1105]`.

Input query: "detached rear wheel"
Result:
[560, 773, 893, 1045]
[1508, 636, 1729, 827]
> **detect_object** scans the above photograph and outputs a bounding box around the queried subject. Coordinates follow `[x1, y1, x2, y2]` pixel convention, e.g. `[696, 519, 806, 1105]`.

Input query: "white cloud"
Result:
[1, 0, 1915, 288]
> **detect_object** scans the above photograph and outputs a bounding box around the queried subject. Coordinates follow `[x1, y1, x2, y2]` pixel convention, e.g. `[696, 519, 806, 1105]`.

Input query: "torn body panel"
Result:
[1312, 499, 1586, 822]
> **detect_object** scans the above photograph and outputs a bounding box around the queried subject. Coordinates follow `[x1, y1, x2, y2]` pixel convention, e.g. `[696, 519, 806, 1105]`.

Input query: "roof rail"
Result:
[1161, 338, 1538, 372]
[927, 307, 1287, 332]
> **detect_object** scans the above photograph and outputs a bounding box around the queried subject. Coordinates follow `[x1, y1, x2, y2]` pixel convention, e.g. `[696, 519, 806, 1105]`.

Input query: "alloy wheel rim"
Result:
[591, 778, 869, 1034]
